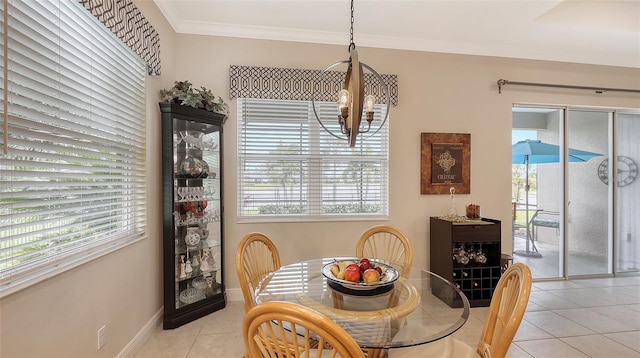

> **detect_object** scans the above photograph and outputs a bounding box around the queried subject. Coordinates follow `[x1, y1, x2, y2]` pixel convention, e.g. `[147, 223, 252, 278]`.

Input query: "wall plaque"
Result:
[421, 133, 470, 194]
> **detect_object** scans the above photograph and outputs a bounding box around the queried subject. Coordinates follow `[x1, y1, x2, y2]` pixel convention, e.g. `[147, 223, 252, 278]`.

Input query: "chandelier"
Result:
[312, 0, 390, 147]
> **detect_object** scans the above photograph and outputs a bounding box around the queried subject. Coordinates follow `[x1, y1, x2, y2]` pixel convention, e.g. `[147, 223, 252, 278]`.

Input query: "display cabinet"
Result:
[430, 217, 502, 308]
[160, 102, 226, 329]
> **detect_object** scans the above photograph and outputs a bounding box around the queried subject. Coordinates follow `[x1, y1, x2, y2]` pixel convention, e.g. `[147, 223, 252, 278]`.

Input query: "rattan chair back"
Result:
[356, 225, 413, 277]
[477, 263, 532, 358]
[243, 301, 366, 358]
[237, 232, 281, 313]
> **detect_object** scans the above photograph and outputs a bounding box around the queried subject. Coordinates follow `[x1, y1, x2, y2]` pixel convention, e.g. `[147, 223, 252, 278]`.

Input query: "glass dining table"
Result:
[253, 257, 470, 357]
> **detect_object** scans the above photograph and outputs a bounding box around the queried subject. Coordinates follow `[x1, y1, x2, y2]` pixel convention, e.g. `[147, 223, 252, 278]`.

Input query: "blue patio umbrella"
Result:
[513, 139, 604, 165]
[512, 139, 602, 257]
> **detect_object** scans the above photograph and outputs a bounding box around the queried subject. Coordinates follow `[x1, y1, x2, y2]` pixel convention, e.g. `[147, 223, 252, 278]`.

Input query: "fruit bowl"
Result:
[321, 258, 399, 291]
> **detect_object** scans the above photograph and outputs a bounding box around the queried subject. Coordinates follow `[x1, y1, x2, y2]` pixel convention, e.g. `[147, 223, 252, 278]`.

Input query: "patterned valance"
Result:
[229, 65, 398, 106]
[77, 0, 161, 75]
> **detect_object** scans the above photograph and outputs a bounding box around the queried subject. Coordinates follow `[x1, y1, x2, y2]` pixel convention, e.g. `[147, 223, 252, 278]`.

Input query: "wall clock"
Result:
[598, 156, 638, 187]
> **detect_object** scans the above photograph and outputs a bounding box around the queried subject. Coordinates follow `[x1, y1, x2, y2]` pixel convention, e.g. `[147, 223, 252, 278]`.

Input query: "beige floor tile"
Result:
[545, 288, 617, 307]
[580, 277, 640, 287]
[561, 334, 640, 358]
[590, 305, 640, 330]
[523, 311, 595, 337]
[451, 315, 483, 347]
[505, 343, 534, 358]
[603, 331, 640, 353]
[524, 300, 546, 312]
[199, 301, 245, 335]
[153, 319, 205, 338]
[528, 291, 580, 310]
[619, 285, 640, 299]
[552, 308, 636, 333]
[533, 280, 588, 291]
[187, 333, 246, 358]
[624, 303, 640, 313]
[468, 306, 489, 320]
[587, 287, 640, 305]
[514, 338, 590, 358]
[513, 320, 554, 341]
[135, 335, 196, 358]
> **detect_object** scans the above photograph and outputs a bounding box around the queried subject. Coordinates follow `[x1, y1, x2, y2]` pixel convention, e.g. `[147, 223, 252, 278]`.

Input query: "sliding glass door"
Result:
[616, 112, 640, 273]
[512, 105, 639, 279]
[567, 110, 610, 276]
[512, 107, 564, 279]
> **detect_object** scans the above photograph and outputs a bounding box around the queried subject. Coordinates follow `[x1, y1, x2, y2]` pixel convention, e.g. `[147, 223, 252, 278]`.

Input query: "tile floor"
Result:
[136, 276, 640, 357]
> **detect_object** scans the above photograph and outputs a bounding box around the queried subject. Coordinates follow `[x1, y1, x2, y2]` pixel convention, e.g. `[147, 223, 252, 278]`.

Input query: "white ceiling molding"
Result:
[153, 0, 640, 68]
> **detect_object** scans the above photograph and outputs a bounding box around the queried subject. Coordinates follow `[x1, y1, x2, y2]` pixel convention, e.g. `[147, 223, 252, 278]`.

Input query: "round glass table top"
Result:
[254, 257, 470, 349]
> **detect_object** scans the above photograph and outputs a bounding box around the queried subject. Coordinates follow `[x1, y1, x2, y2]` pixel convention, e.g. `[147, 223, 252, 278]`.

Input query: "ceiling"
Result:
[153, 0, 640, 69]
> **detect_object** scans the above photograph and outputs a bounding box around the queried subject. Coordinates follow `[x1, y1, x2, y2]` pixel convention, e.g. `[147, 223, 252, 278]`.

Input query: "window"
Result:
[237, 98, 389, 222]
[0, 0, 147, 297]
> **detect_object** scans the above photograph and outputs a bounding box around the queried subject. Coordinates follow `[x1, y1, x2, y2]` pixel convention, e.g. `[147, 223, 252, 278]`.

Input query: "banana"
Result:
[334, 260, 353, 280]
[330, 264, 340, 277]
[337, 261, 348, 272]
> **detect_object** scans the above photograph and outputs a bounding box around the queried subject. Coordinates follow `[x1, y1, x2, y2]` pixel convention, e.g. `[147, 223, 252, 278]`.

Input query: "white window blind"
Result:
[237, 98, 389, 222]
[0, 0, 147, 297]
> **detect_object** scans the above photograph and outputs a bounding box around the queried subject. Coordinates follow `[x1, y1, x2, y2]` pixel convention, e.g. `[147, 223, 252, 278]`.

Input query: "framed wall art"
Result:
[421, 133, 470, 194]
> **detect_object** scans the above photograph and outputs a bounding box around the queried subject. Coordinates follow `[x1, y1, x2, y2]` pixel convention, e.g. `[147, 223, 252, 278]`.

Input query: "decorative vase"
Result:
[185, 227, 200, 247]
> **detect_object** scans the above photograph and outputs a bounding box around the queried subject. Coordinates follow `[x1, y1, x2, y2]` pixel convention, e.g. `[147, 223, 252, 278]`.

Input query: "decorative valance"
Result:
[229, 65, 398, 106]
[77, 0, 161, 75]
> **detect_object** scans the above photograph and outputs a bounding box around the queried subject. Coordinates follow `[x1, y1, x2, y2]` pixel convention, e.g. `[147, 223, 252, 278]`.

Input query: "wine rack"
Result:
[430, 217, 502, 308]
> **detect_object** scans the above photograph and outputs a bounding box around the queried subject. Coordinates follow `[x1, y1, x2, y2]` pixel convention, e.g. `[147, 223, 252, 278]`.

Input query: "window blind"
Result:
[237, 98, 389, 222]
[0, 0, 147, 296]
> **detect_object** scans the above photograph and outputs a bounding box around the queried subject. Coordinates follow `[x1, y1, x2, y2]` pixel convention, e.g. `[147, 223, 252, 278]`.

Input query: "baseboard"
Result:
[226, 287, 243, 302]
[117, 307, 163, 358]
[117, 289, 242, 357]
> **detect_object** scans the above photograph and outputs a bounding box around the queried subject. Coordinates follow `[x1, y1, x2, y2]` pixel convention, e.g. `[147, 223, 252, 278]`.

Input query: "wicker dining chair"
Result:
[243, 301, 366, 358]
[356, 225, 413, 278]
[389, 263, 532, 358]
[236, 232, 281, 313]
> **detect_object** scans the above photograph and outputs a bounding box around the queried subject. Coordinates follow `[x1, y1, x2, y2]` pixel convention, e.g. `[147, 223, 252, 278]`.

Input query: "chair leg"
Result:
[366, 348, 388, 358]
[500, 254, 513, 275]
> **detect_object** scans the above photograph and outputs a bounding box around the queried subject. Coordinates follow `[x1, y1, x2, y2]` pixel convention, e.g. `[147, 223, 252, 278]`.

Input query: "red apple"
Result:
[347, 263, 360, 271]
[359, 260, 371, 271]
[374, 266, 382, 275]
[362, 268, 381, 283]
[344, 265, 361, 282]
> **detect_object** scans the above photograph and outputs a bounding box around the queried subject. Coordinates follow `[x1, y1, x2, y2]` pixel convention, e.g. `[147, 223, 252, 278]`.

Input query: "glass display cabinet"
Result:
[159, 102, 226, 329]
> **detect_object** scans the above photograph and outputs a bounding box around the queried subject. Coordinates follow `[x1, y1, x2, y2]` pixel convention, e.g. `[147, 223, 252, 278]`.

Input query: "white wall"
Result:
[1, 2, 639, 356]
[171, 34, 639, 285]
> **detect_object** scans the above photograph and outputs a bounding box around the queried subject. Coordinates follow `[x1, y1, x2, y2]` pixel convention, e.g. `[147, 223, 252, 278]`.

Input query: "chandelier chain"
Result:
[349, 0, 355, 50]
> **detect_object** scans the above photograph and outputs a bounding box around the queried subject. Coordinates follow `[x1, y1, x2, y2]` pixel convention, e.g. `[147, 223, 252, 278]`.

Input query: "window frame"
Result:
[0, 0, 148, 297]
[237, 97, 389, 223]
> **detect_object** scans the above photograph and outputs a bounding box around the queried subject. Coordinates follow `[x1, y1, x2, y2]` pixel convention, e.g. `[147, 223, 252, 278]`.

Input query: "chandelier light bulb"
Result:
[338, 89, 350, 110]
[364, 94, 375, 113]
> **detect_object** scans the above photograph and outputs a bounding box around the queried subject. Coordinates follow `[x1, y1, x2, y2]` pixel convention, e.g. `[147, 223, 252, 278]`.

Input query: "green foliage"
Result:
[259, 204, 306, 214]
[256, 203, 380, 215]
[323, 203, 380, 213]
[512, 164, 537, 202]
[160, 80, 229, 115]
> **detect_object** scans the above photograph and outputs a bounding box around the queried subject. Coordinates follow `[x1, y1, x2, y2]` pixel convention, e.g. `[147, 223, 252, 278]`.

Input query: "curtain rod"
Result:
[496, 79, 640, 94]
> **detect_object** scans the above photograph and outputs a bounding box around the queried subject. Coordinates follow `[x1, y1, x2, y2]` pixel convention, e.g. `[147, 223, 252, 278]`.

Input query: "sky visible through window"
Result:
[512, 130, 537, 144]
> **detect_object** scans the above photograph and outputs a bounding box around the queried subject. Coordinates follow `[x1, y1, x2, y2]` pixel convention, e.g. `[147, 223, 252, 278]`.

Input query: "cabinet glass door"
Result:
[173, 120, 222, 309]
